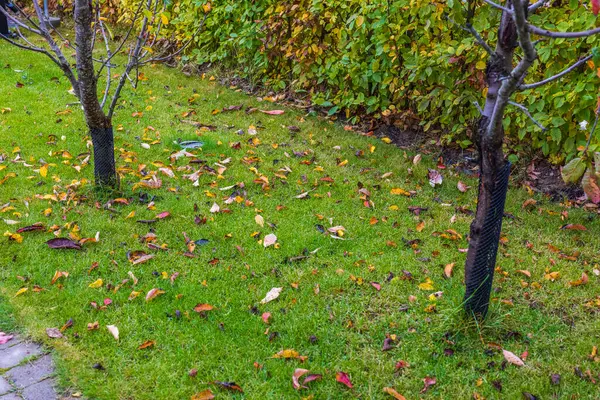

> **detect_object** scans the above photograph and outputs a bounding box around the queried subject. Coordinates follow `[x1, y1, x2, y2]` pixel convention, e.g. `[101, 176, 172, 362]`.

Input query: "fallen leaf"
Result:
[259, 109, 285, 115]
[0, 332, 14, 344]
[145, 288, 165, 301]
[336, 371, 353, 388]
[273, 349, 307, 361]
[560, 224, 587, 231]
[88, 279, 103, 289]
[569, 272, 589, 287]
[292, 368, 309, 390]
[212, 381, 243, 393]
[107, 325, 119, 340]
[420, 376, 437, 393]
[255, 214, 264, 227]
[193, 303, 214, 312]
[444, 263, 455, 278]
[46, 328, 63, 338]
[503, 349, 525, 366]
[138, 340, 156, 350]
[191, 389, 215, 400]
[260, 287, 282, 304]
[263, 233, 277, 248]
[428, 169, 443, 187]
[209, 203, 220, 213]
[383, 387, 407, 400]
[46, 238, 82, 250]
[457, 181, 470, 192]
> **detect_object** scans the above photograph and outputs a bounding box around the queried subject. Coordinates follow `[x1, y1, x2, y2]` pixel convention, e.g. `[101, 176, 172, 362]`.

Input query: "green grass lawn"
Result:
[1, 42, 600, 399]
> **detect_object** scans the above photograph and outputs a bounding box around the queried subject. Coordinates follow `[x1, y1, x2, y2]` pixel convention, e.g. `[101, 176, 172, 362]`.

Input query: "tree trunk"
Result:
[90, 126, 118, 187]
[74, 0, 118, 188]
[463, 4, 517, 318]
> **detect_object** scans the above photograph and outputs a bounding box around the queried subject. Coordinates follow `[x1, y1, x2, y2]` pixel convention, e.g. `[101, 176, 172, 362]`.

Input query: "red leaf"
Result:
[370, 282, 381, 291]
[593, 0, 600, 15]
[336, 371, 353, 388]
[582, 168, 600, 204]
[560, 224, 587, 231]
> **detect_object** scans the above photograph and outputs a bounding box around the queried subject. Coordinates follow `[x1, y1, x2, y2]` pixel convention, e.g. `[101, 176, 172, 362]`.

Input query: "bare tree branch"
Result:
[108, 0, 154, 119]
[508, 101, 546, 130]
[483, 0, 513, 13]
[528, 0, 546, 13]
[0, 7, 41, 34]
[486, 0, 537, 139]
[584, 105, 600, 153]
[519, 53, 593, 90]
[528, 23, 600, 39]
[99, 19, 112, 109]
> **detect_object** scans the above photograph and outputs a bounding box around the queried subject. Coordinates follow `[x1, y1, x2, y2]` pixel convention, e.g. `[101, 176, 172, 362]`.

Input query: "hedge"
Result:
[68, 1, 600, 159]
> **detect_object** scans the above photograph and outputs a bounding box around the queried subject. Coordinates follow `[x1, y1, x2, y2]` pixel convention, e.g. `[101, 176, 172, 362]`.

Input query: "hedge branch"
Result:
[519, 53, 593, 90]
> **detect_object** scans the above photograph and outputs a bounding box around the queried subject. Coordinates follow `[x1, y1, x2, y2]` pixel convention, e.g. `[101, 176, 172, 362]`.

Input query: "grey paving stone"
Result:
[6, 355, 54, 389]
[0, 393, 21, 400]
[0, 377, 12, 396]
[0, 335, 21, 351]
[0, 343, 42, 369]
[21, 380, 57, 400]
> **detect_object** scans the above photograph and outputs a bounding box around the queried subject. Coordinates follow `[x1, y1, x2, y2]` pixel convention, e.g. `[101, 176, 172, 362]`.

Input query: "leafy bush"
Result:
[59, 0, 600, 159]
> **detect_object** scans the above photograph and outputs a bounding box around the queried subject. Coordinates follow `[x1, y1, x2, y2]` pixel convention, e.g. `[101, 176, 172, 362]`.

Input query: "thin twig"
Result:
[508, 101, 546, 131]
[519, 53, 593, 90]
[528, 23, 600, 39]
[483, 0, 513, 13]
[99, 19, 112, 109]
[528, 0, 546, 13]
[584, 105, 600, 153]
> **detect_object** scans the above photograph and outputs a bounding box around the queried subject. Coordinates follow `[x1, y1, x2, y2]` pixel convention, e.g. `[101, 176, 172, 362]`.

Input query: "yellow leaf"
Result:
[88, 279, 103, 288]
[39, 164, 48, 178]
[125, 211, 135, 219]
[390, 188, 410, 196]
[476, 60, 487, 70]
[202, 2, 212, 13]
[381, 137, 392, 144]
[418, 278, 434, 291]
[160, 13, 169, 25]
[15, 287, 28, 297]
[356, 15, 364, 27]
[416, 221, 425, 232]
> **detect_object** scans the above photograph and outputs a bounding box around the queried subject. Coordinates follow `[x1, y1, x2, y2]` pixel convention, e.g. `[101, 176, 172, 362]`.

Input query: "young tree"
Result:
[450, 0, 600, 318]
[0, 0, 206, 187]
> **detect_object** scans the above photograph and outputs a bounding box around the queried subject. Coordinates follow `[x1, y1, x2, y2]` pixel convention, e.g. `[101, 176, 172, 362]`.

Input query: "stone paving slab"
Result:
[0, 342, 42, 369]
[0, 336, 21, 351]
[0, 393, 21, 400]
[22, 380, 57, 400]
[0, 377, 12, 396]
[6, 355, 54, 389]
[0, 342, 43, 371]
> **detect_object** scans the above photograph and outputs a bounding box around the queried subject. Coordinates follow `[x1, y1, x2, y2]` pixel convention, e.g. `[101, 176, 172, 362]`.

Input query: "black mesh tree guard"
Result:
[90, 127, 118, 187]
[463, 161, 511, 317]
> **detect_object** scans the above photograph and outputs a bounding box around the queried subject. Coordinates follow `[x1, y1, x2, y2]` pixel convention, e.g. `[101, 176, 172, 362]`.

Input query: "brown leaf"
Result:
[46, 328, 63, 338]
[560, 224, 587, 231]
[383, 387, 407, 400]
[138, 340, 156, 350]
[193, 303, 214, 313]
[444, 263, 455, 278]
[191, 389, 215, 400]
[522, 198, 537, 209]
[569, 272, 589, 287]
